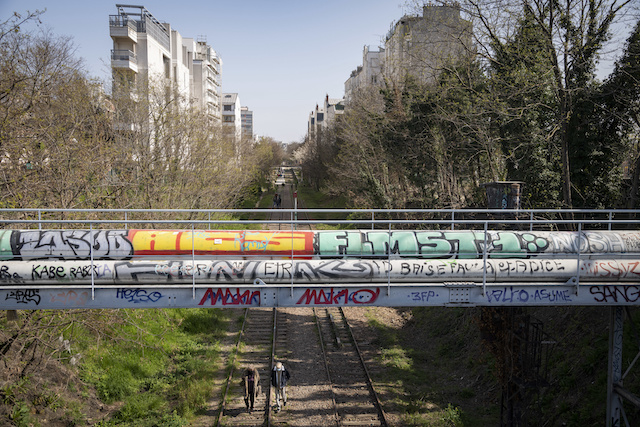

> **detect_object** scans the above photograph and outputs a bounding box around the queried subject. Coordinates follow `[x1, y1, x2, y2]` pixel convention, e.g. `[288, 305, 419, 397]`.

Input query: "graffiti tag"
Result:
[486, 286, 573, 304]
[5, 289, 41, 305]
[296, 287, 380, 305]
[116, 288, 163, 304]
[590, 286, 640, 303]
[198, 288, 260, 306]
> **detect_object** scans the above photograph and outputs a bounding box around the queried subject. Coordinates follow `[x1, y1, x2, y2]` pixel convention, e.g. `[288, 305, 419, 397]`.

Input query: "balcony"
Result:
[111, 49, 138, 73]
[109, 15, 138, 42]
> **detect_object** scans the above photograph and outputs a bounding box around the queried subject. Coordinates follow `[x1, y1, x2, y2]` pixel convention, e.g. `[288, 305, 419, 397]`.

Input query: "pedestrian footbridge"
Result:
[0, 208, 638, 310]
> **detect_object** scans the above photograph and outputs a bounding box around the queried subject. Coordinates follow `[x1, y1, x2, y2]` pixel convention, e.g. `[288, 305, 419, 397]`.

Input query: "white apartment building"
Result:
[110, 5, 171, 89]
[192, 38, 222, 122]
[307, 104, 324, 142]
[343, 4, 472, 103]
[307, 94, 345, 143]
[344, 45, 385, 102]
[241, 107, 254, 141]
[222, 93, 242, 143]
[171, 30, 192, 107]
[323, 95, 344, 130]
[109, 4, 222, 122]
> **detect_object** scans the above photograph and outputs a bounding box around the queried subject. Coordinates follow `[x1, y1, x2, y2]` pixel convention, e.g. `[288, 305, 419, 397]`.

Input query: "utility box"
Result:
[481, 181, 523, 209]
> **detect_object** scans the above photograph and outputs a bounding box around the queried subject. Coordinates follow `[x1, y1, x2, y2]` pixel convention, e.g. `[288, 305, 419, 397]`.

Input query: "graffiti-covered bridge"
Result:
[0, 208, 638, 310]
[2, 208, 640, 426]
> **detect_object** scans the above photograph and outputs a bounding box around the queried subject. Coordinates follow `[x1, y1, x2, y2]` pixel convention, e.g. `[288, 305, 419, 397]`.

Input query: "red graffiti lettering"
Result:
[198, 288, 260, 306]
[296, 287, 380, 305]
[351, 288, 380, 304]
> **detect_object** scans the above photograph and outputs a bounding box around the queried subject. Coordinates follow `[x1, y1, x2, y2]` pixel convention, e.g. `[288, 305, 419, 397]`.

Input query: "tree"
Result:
[599, 19, 640, 207]
[463, 0, 634, 207]
[324, 86, 404, 208]
[0, 12, 274, 213]
[0, 18, 116, 209]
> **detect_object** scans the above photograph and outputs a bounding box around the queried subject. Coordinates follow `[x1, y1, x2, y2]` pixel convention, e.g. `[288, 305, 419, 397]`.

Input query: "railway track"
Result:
[315, 307, 388, 427]
[215, 307, 291, 426]
[267, 167, 312, 231]
[216, 167, 386, 426]
[215, 306, 387, 426]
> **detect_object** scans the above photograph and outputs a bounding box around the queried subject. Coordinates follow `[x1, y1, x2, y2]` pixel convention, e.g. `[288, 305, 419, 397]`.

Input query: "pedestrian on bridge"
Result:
[271, 361, 290, 412]
[242, 365, 261, 413]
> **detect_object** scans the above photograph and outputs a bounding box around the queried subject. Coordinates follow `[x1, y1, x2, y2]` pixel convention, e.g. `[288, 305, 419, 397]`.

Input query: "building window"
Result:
[223, 116, 234, 122]
[223, 105, 232, 111]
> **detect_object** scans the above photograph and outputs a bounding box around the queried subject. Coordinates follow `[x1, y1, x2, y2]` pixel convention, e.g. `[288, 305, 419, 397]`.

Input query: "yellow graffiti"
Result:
[129, 230, 313, 254]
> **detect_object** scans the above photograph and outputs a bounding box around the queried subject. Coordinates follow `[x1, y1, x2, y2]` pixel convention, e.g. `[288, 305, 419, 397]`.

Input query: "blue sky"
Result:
[2, 1, 633, 143]
[1, 0, 407, 143]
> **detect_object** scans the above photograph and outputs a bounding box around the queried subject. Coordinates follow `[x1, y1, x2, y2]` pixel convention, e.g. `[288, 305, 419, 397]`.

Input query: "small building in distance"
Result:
[241, 106, 254, 141]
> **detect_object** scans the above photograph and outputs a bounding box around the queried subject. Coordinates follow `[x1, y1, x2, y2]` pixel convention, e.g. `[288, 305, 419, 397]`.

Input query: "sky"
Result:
[1, 0, 409, 144]
[2, 1, 634, 144]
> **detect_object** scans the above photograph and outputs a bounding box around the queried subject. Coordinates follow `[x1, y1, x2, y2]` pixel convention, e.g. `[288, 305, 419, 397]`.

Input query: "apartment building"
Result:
[109, 4, 222, 122]
[192, 38, 222, 121]
[384, 3, 472, 85]
[222, 93, 242, 143]
[343, 3, 472, 103]
[241, 107, 254, 141]
[307, 104, 324, 142]
[344, 45, 385, 102]
[323, 95, 344, 130]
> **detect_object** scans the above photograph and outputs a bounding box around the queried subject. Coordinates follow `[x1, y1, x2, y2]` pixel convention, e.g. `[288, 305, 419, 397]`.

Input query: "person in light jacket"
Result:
[270, 361, 290, 411]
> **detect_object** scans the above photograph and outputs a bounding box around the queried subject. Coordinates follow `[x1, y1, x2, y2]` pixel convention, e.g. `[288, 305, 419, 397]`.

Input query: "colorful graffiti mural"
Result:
[2, 228, 640, 309]
[2, 258, 640, 286]
[1, 229, 640, 260]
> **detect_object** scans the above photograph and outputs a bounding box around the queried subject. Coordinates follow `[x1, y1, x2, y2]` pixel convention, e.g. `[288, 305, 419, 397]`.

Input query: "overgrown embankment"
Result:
[355, 305, 640, 426]
[1, 309, 234, 426]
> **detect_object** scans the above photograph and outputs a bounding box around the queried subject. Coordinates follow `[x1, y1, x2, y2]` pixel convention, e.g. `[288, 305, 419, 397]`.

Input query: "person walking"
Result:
[242, 366, 260, 413]
[271, 361, 290, 412]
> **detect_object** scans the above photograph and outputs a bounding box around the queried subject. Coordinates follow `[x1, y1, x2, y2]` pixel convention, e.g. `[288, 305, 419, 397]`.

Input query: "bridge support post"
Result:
[607, 306, 624, 427]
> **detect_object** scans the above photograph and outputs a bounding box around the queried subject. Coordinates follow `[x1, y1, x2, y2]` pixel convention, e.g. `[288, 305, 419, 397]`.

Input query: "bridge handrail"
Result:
[0, 208, 638, 229]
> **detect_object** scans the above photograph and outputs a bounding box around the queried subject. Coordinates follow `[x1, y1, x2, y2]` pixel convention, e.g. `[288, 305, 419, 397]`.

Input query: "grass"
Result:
[68, 308, 232, 426]
[362, 307, 499, 426]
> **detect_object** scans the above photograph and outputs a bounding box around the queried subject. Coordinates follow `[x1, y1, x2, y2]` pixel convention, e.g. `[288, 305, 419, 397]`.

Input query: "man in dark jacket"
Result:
[242, 366, 260, 412]
[270, 361, 290, 411]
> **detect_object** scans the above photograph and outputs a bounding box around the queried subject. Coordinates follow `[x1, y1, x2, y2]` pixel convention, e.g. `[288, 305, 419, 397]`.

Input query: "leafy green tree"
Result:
[490, 6, 563, 207]
[464, 0, 634, 207]
[598, 19, 640, 207]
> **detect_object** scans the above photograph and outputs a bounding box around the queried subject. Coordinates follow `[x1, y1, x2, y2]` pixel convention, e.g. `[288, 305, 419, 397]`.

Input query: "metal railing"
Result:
[111, 49, 137, 62]
[0, 208, 639, 309]
[0, 208, 638, 230]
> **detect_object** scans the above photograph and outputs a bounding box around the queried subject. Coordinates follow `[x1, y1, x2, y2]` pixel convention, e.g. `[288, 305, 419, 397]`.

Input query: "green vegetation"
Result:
[83, 309, 229, 425]
[361, 307, 492, 426]
[2, 3, 640, 427]
[297, 3, 640, 210]
[359, 305, 640, 426]
[0, 309, 235, 426]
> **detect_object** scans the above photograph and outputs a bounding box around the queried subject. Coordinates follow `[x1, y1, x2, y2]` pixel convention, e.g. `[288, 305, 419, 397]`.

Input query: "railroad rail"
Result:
[214, 305, 388, 427]
[315, 307, 388, 426]
[266, 167, 311, 231]
[216, 307, 290, 426]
